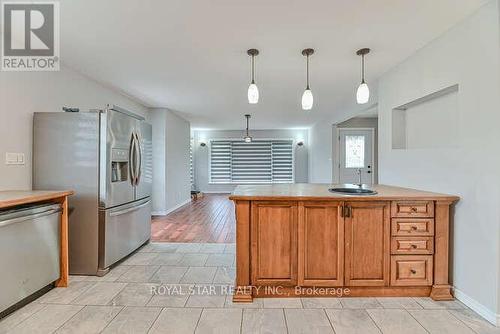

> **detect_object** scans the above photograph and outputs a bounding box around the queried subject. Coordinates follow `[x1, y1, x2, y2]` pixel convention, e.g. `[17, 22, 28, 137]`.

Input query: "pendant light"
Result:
[356, 48, 370, 104]
[247, 49, 259, 104]
[301, 48, 314, 111]
[243, 114, 252, 143]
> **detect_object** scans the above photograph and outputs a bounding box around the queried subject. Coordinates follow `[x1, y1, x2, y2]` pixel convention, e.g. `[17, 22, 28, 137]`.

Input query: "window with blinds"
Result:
[189, 138, 194, 188]
[209, 139, 294, 184]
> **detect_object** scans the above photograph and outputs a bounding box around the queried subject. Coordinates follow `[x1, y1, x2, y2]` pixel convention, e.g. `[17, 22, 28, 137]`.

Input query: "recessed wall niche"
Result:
[392, 84, 459, 149]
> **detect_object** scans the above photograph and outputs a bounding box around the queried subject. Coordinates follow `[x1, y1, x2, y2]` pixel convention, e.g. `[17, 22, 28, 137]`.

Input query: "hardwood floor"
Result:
[151, 193, 235, 243]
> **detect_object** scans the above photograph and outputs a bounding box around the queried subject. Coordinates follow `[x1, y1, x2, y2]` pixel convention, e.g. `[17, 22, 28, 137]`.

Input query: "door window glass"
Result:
[345, 135, 365, 168]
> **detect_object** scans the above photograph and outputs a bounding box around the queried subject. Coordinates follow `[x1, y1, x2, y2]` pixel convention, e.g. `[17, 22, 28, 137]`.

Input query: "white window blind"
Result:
[189, 138, 194, 188]
[210, 139, 294, 184]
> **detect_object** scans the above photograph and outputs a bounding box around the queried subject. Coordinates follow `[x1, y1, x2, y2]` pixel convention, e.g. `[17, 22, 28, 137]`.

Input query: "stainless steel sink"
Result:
[328, 187, 377, 195]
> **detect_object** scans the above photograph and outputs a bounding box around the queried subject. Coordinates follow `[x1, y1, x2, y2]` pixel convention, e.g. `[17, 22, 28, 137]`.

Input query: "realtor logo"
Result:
[1, 1, 59, 71]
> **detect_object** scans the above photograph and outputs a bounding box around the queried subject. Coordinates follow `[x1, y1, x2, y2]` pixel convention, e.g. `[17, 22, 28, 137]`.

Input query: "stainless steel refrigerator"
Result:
[33, 105, 152, 275]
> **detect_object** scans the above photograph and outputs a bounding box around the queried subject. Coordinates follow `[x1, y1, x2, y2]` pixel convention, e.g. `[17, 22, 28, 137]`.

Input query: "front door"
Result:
[339, 129, 374, 185]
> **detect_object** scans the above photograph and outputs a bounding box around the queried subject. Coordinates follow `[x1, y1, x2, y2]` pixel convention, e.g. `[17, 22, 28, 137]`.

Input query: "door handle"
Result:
[342, 206, 351, 218]
[129, 133, 136, 185]
[134, 132, 142, 186]
[109, 200, 150, 217]
[0, 208, 62, 227]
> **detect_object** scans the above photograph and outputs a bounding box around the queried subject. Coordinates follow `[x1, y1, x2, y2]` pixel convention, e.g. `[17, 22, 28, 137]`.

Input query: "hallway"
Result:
[151, 194, 235, 243]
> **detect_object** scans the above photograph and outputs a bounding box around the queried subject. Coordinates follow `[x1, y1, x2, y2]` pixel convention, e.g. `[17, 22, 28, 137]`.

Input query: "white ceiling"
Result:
[59, 0, 486, 129]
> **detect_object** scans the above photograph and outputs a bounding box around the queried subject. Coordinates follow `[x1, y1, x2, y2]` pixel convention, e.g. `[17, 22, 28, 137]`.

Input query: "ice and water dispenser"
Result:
[111, 148, 129, 182]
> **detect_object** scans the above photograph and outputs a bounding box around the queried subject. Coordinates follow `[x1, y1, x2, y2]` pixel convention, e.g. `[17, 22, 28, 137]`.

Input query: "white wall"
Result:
[150, 108, 191, 214]
[378, 0, 500, 324]
[165, 111, 191, 211]
[308, 122, 333, 183]
[193, 129, 308, 193]
[150, 109, 167, 213]
[497, 0, 500, 318]
[0, 65, 148, 190]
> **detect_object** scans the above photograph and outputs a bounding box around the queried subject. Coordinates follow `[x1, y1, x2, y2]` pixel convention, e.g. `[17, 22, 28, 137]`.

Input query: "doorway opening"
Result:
[334, 114, 378, 185]
[338, 128, 375, 184]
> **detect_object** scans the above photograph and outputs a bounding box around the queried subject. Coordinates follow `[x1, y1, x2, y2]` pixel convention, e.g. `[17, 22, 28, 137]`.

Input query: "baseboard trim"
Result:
[454, 288, 500, 326]
[152, 198, 192, 216]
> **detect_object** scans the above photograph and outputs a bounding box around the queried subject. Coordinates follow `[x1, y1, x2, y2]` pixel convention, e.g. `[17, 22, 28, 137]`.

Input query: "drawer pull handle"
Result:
[411, 244, 418, 249]
[411, 226, 418, 230]
[410, 269, 417, 274]
[411, 207, 418, 212]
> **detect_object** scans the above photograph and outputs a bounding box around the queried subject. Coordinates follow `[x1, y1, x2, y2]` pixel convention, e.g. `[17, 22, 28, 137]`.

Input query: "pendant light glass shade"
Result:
[301, 48, 314, 111]
[247, 83, 259, 104]
[247, 49, 259, 104]
[356, 48, 370, 104]
[356, 82, 369, 104]
[302, 89, 313, 110]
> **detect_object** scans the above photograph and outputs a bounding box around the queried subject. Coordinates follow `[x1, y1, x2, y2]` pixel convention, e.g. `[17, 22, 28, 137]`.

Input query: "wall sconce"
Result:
[297, 141, 304, 147]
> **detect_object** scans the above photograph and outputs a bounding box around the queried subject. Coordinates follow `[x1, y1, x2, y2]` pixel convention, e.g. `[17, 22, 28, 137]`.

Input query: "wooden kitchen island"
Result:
[229, 184, 459, 302]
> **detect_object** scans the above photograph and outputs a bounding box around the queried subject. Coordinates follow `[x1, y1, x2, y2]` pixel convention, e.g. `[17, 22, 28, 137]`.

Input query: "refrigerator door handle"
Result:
[135, 132, 142, 186]
[109, 200, 150, 217]
[129, 133, 136, 186]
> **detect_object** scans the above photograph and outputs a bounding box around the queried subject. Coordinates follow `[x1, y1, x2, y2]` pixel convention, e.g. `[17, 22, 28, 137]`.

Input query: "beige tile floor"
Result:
[1, 242, 499, 334]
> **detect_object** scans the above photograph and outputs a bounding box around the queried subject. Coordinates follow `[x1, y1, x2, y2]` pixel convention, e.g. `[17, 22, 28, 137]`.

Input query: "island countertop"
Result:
[229, 183, 459, 202]
[0, 190, 74, 209]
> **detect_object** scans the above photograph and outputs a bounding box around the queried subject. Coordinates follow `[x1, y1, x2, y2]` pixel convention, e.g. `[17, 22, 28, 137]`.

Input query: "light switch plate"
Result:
[5, 152, 25, 165]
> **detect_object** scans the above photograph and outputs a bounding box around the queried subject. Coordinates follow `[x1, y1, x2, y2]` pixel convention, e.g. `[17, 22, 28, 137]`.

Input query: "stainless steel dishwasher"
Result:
[0, 203, 61, 313]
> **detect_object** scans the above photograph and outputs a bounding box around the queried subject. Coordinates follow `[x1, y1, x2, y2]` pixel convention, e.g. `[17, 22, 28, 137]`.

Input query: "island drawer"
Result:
[391, 218, 434, 236]
[391, 201, 434, 218]
[391, 237, 434, 255]
[390, 255, 433, 286]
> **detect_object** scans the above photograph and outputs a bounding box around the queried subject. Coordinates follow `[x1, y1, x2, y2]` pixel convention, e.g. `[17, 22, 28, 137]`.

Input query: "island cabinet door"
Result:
[344, 201, 390, 286]
[298, 202, 344, 286]
[251, 201, 298, 286]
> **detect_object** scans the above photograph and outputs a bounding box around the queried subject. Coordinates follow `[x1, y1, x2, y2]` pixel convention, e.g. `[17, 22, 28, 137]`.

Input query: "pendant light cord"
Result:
[251, 55, 255, 84]
[246, 115, 250, 136]
[361, 54, 365, 84]
[306, 55, 310, 89]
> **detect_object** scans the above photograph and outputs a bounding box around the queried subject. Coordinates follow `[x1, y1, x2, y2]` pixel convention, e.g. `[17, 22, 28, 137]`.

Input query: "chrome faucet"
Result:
[356, 168, 362, 188]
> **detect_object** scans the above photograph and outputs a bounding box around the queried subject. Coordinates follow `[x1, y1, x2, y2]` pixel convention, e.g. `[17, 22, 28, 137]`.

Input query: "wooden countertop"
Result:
[0, 190, 74, 209]
[229, 184, 459, 201]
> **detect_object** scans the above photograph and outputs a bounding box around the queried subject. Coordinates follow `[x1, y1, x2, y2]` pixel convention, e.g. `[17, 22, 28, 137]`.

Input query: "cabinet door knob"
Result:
[410, 269, 417, 274]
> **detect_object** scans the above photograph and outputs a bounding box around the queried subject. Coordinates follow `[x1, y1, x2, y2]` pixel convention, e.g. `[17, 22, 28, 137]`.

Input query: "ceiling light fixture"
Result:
[247, 49, 259, 104]
[301, 48, 314, 111]
[356, 48, 370, 104]
[243, 114, 252, 143]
